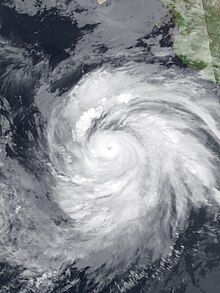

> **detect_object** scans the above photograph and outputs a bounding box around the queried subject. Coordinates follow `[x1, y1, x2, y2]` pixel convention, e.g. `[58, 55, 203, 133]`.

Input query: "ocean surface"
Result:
[0, 1, 220, 292]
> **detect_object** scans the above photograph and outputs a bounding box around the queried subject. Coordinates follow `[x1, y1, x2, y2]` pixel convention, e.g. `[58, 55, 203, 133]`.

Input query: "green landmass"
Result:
[162, 0, 220, 83]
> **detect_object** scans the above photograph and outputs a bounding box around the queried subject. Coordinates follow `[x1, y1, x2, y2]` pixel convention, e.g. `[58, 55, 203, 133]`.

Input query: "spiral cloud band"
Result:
[48, 64, 220, 266]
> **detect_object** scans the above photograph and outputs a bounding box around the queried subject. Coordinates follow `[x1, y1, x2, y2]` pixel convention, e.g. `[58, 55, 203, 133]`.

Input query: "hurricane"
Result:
[46, 63, 220, 276]
[1, 56, 220, 291]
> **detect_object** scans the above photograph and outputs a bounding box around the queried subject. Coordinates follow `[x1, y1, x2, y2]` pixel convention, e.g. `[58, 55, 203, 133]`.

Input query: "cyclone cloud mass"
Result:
[48, 65, 220, 266]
